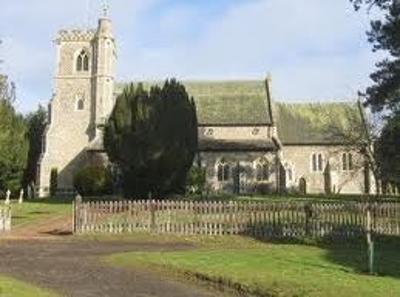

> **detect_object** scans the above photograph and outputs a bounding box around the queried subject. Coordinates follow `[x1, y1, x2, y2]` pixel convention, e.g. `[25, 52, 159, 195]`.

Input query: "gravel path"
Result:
[0, 240, 221, 297]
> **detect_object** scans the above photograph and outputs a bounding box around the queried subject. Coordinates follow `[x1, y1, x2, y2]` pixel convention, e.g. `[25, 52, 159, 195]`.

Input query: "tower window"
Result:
[77, 99, 84, 110]
[76, 50, 89, 72]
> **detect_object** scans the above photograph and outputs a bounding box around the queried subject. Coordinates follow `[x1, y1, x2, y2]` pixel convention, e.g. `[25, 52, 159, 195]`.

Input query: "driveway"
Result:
[0, 240, 222, 297]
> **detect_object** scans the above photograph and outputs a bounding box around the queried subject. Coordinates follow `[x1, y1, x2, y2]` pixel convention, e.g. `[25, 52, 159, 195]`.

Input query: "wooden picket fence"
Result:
[73, 199, 400, 239]
[0, 206, 11, 232]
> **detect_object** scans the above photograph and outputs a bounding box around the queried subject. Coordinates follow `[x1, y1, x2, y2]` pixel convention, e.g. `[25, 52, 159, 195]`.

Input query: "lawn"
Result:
[106, 235, 400, 297]
[10, 198, 72, 227]
[0, 275, 59, 297]
[196, 193, 400, 203]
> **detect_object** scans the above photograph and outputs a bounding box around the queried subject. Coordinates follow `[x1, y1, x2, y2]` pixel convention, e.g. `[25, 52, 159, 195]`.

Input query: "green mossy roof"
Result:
[274, 102, 363, 144]
[115, 80, 272, 125]
[115, 81, 364, 145]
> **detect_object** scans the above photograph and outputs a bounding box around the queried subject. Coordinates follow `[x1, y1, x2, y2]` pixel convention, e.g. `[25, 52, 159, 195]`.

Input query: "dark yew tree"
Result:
[22, 105, 47, 190]
[104, 79, 198, 197]
[375, 111, 400, 186]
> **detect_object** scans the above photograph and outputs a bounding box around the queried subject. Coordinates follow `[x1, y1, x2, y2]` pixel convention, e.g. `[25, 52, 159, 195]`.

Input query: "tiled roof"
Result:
[115, 80, 272, 126]
[274, 102, 364, 144]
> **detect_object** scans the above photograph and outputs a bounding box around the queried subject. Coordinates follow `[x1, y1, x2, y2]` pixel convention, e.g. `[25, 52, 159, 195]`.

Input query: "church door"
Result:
[299, 178, 307, 195]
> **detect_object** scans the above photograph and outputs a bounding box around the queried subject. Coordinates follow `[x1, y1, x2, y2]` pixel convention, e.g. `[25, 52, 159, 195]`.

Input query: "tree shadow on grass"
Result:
[321, 235, 400, 278]
[243, 223, 400, 279]
[26, 198, 72, 205]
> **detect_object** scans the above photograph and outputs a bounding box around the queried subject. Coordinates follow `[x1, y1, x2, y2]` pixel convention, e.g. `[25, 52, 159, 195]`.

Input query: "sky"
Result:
[0, 0, 382, 113]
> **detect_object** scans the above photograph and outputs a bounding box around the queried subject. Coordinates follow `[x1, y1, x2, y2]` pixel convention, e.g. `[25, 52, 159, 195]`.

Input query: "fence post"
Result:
[366, 207, 375, 275]
[304, 203, 312, 237]
[150, 200, 156, 232]
[74, 195, 82, 234]
[6, 206, 11, 231]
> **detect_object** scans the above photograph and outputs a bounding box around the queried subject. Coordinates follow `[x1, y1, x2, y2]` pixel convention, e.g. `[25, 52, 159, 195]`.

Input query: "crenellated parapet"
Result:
[56, 29, 96, 42]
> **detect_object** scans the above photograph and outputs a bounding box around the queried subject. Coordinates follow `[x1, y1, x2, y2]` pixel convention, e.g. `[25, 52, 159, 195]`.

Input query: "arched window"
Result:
[217, 160, 230, 182]
[318, 154, 323, 171]
[312, 154, 318, 172]
[256, 161, 269, 181]
[342, 153, 353, 171]
[76, 50, 89, 72]
[77, 99, 84, 110]
[312, 153, 324, 172]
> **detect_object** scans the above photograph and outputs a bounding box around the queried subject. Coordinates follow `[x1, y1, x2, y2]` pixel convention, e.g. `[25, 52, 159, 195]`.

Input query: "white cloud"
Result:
[0, 0, 382, 112]
[123, 0, 379, 101]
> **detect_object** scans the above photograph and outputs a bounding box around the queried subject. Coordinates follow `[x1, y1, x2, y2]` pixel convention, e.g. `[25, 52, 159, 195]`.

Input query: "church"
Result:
[38, 13, 374, 197]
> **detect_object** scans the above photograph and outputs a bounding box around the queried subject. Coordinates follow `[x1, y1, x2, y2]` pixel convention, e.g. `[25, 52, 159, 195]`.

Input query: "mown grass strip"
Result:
[0, 276, 59, 297]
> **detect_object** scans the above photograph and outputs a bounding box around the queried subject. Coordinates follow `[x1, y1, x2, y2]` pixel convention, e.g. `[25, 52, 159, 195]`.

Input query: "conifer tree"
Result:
[104, 79, 198, 197]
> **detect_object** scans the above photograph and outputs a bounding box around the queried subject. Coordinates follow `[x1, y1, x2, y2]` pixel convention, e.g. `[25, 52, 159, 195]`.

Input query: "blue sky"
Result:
[0, 0, 380, 113]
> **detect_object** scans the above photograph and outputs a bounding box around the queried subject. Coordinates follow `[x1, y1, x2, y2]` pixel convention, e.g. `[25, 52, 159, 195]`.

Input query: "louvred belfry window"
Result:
[76, 50, 89, 72]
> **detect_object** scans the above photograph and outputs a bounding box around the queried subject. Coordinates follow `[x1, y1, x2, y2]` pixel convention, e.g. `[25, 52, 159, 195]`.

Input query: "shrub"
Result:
[50, 168, 58, 197]
[186, 166, 206, 195]
[73, 165, 112, 196]
[254, 182, 273, 195]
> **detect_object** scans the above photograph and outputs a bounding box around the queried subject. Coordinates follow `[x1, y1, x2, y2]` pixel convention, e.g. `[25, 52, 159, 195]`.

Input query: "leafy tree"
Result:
[104, 79, 198, 197]
[22, 105, 47, 189]
[324, 102, 381, 194]
[0, 75, 28, 194]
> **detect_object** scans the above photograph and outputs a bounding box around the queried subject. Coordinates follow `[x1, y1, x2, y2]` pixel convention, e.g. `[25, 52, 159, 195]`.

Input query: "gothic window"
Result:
[312, 153, 324, 172]
[76, 50, 89, 72]
[318, 154, 323, 171]
[312, 154, 317, 172]
[77, 99, 84, 110]
[342, 153, 353, 171]
[256, 160, 269, 181]
[217, 160, 230, 182]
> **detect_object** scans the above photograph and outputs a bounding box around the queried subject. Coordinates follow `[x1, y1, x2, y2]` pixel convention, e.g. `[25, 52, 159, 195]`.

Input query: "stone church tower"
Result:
[38, 15, 116, 197]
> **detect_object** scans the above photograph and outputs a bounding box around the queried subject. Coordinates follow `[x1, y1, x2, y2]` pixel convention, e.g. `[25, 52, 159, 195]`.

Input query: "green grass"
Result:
[181, 193, 400, 203]
[0, 275, 59, 297]
[106, 235, 400, 297]
[10, 198, 71, 227]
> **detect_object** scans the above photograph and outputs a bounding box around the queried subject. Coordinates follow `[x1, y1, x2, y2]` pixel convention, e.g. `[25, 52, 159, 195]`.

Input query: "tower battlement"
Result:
[56, 29, 96, 42]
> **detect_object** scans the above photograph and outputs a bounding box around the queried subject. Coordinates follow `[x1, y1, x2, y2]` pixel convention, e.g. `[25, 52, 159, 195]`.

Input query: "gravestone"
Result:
[5, 190, 11, 205]
[19, 189, 24, 204]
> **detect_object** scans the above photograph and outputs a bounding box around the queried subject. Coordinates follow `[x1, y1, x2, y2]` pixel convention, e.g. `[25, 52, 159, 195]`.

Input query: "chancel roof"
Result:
[274, 102, 365, 145]
[115, 80, 273, 126]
